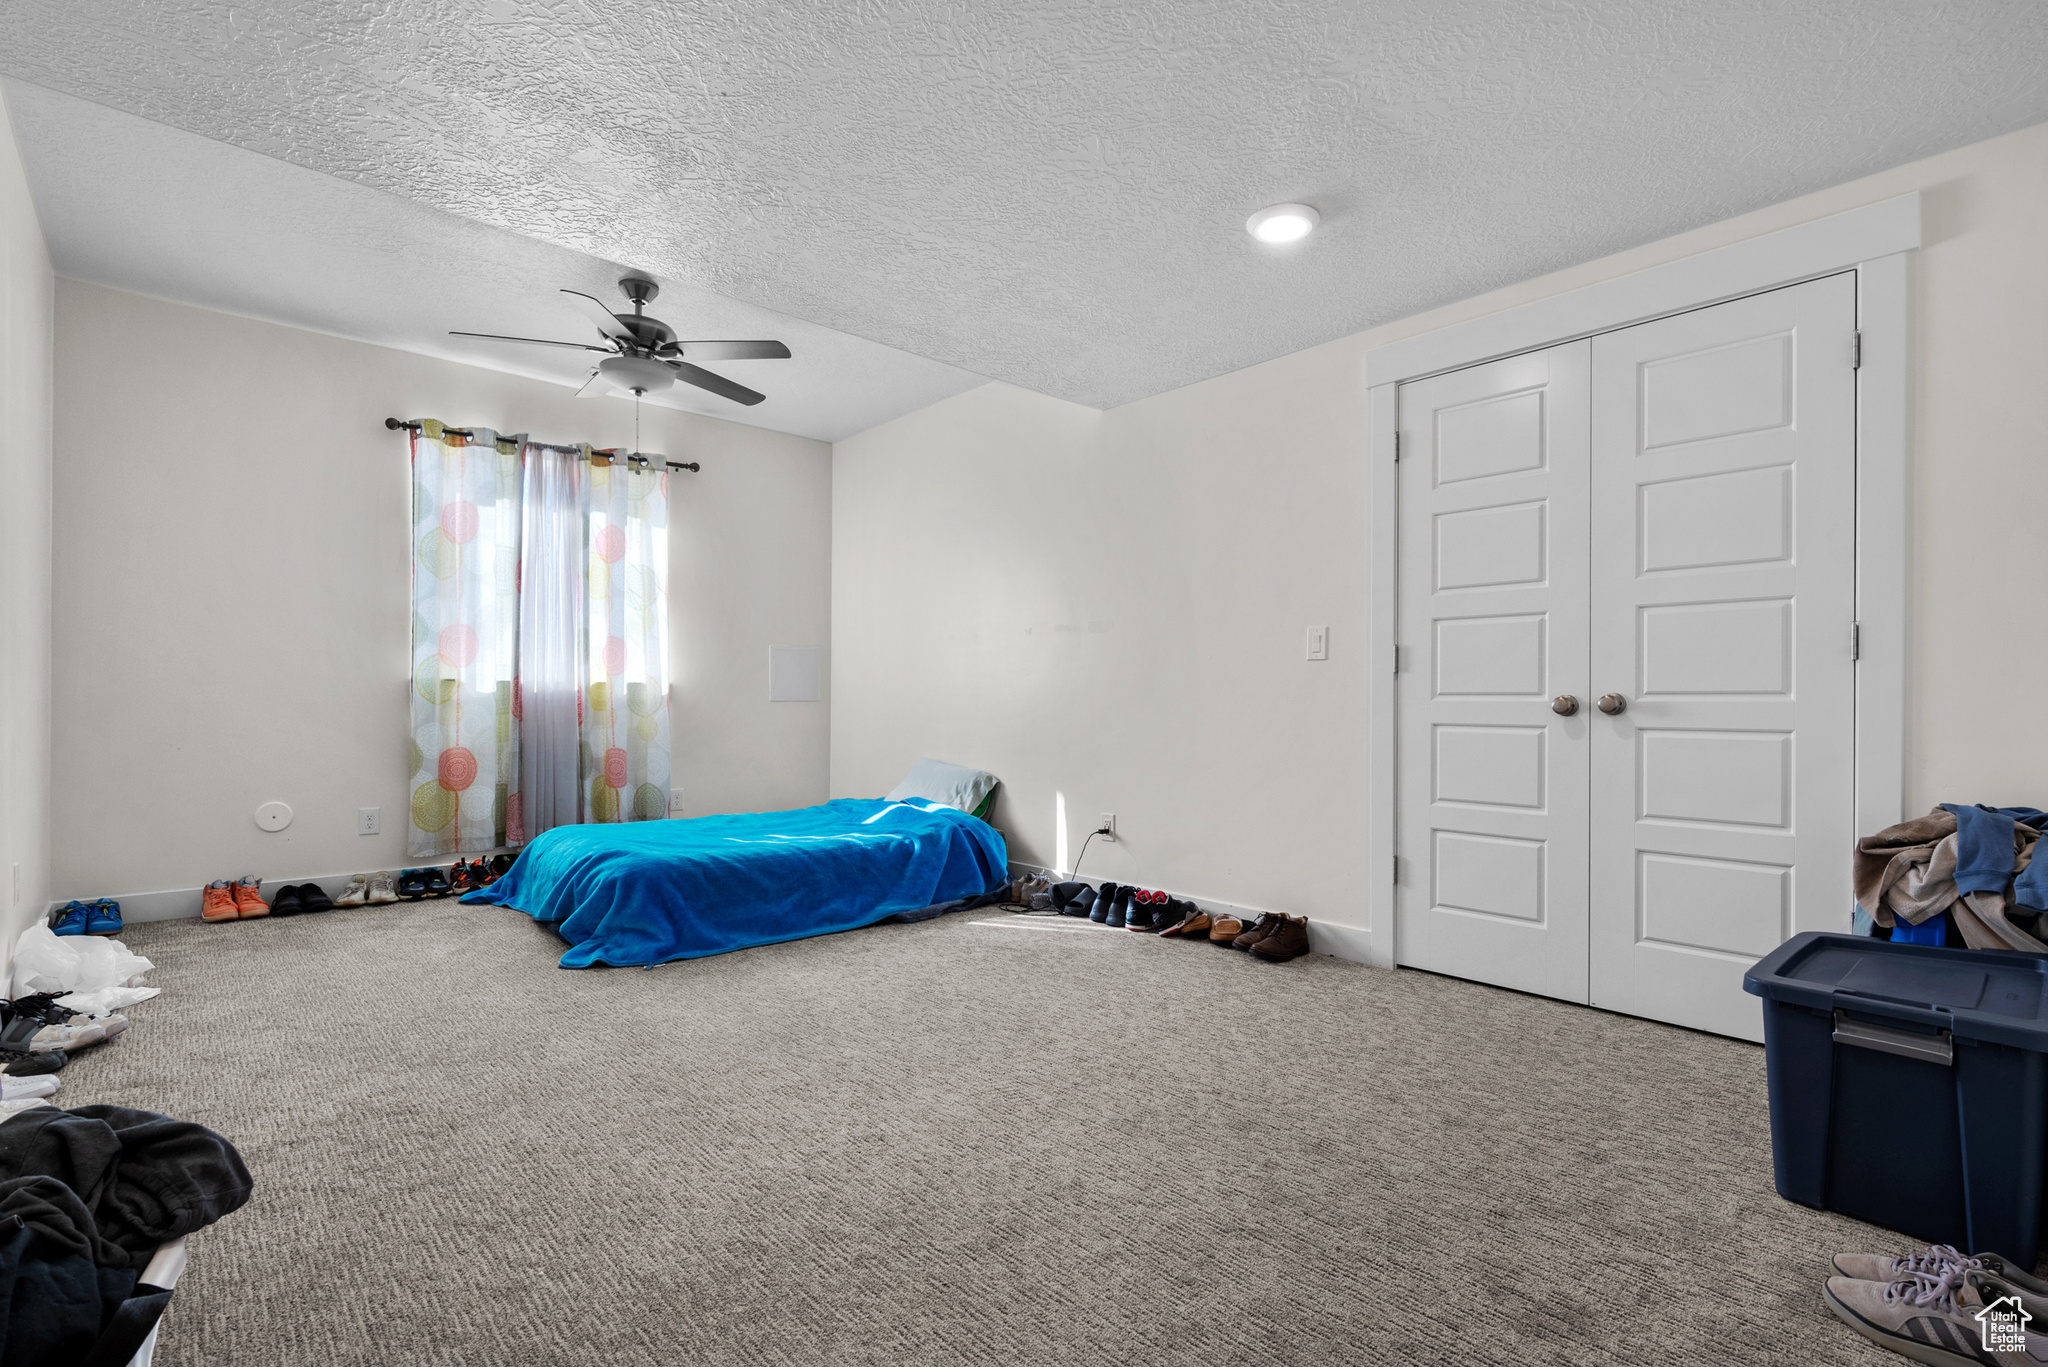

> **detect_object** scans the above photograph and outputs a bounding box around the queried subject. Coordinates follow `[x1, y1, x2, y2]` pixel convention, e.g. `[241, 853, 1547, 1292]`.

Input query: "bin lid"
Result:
[1745, 933, 2048, 1050]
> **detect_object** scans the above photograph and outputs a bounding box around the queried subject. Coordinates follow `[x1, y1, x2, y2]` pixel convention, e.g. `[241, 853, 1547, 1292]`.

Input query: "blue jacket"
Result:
[1941, 804, 2048, 909]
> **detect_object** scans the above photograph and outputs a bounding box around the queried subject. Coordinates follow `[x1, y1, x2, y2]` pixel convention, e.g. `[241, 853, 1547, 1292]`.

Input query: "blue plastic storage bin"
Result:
[1744, 932, 2048, 1264]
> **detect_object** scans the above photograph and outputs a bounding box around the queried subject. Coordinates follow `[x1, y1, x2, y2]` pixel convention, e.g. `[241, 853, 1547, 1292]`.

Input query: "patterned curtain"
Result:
[409, 427, 671, 855]
[582, 457, 672, 826]
[409, 423, 522, 856]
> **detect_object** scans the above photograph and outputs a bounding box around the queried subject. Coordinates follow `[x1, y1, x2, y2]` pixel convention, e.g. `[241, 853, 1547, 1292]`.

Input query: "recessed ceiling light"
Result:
[1246, 202, 1320, 244]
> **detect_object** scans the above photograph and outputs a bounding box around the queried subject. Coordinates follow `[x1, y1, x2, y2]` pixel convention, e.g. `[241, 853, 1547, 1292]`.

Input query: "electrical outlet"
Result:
[358, 807, 380, 836]
[1307, 625, 1329, 661]
[669, 788, 686, 814]
[1099, 813, 1117, 841]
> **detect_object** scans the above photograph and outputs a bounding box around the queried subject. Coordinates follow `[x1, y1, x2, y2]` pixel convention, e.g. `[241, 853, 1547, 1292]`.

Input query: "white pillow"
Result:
[885, 758, 1000, 814]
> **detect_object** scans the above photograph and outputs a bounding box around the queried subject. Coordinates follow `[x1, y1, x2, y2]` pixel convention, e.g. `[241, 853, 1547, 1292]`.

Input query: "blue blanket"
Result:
[461, 798, 1008, 968]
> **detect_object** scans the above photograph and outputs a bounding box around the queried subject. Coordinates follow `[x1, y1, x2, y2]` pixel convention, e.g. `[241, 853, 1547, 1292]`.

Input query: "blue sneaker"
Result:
[50, 902, 90, 936]
[85, 900, 122, 936]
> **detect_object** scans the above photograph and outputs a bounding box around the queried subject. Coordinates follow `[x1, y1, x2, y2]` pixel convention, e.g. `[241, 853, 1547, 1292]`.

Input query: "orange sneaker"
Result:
[232, 876, 270, 919]
[201, 880, 240, 922]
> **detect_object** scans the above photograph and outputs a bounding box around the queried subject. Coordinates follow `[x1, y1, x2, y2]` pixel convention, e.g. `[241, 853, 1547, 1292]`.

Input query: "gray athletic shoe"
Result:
[334, 874, 370, 907]
[1825, 1268, 2048, 1366]
[1836, 1245, 2048, 1299]
[367, 870, 401, 905]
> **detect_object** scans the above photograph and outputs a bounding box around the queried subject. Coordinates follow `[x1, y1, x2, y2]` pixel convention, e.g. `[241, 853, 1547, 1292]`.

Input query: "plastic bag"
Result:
[11, 923, 160, 1012]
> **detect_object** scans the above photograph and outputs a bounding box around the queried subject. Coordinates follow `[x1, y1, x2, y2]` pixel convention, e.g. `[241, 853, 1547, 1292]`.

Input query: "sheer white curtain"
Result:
[512, 445, 672, 839]
[516, 444, 588, 841]
[583, 459, 672, 823]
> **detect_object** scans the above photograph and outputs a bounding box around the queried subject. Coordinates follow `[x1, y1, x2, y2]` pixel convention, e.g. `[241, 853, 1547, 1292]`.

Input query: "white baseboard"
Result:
[43, 867, 460, 927]
[1005, 861, 1373, 968]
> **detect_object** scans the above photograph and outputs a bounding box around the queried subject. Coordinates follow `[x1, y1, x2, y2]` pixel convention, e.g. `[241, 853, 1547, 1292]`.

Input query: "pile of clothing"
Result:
[0, 1104, 252, 1364]
[1855, 804, 2048, 952]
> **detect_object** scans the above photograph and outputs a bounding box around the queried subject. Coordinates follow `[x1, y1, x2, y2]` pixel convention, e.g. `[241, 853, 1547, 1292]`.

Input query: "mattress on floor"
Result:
[461, 798, 1009, 968]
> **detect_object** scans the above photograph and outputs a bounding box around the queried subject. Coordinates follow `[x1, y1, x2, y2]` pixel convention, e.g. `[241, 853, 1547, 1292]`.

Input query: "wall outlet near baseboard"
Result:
[670, 788, 686, 814]
[1098, 813, 1116, 841]
[358, 807, 380, 836]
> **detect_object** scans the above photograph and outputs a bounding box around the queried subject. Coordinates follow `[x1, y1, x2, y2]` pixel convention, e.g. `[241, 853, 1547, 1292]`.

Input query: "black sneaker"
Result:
[270, 884, 306, 916]
[1106, 886, 1132, 929]
[1091, 882, 1119, 924]
[421, 866, 451, 898]
[1126, 889, 1164, 932]
[397, 869, 429, 899]
[298, 882, 337, 913]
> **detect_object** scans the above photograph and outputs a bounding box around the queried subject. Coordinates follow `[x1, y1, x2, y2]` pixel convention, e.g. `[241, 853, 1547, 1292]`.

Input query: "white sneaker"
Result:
[367, 870, 400, 904]
[0, 1098, 49, 1120]
[335, 873, 370, 907]
[1, 1074, 57, 1102]
[28, 1011, 126, 1051]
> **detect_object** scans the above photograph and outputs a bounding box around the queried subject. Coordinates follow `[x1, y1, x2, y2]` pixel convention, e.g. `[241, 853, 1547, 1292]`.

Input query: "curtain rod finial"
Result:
[384, 417, 405, 430]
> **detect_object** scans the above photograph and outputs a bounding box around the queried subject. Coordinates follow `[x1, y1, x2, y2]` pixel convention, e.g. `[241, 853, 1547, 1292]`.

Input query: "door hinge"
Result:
[1392, 430, 1401, 462]
[1392, 645, 1401, 675]
[1852, 622, 1861, 660]
[1392, 855, 1399, 885]
[1852, 331, 1862, 369]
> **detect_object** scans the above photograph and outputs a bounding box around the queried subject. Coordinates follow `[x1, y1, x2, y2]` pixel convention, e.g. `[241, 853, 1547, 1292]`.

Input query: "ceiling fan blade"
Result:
[451, 330, 613, 353]
[669, 340, 792, 361]
[669, 360, 766, 406]
[574, 370, 617, 398]
[560, 290, 636, 343]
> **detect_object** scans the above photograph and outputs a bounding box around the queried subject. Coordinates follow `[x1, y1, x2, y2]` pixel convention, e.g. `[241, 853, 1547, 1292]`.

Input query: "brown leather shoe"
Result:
[1250, 915, 1310, 961]
[1230, 912, 1284, 951]
[1207, 914, 1244, 944]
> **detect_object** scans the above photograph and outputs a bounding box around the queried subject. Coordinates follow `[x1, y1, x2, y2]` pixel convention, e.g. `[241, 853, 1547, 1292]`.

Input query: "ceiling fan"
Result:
[451, 276, 790, 406]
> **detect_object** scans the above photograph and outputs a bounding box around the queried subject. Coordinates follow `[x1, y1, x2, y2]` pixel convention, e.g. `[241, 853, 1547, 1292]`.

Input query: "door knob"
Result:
[1552, 695, 1579, 716]
[1598, 693, 1628, 715]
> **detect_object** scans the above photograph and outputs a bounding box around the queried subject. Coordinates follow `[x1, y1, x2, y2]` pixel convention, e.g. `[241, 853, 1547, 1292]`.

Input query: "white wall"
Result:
[833, 118, 2048, 941]
[0, 92, 54, 958]
[52, 281, 830, 902]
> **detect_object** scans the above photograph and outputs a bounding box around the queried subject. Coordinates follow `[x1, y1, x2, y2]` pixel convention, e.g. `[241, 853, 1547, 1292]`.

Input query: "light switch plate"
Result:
[358, 807, 380, 836]
[1307, 625, 1329, 661]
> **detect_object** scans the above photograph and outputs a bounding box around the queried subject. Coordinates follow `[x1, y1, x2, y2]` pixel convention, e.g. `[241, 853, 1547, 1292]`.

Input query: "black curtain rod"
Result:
[385, 417, 701, 472]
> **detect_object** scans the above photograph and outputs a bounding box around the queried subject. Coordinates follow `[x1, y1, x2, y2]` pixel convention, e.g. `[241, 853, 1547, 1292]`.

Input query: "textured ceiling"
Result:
[2, 79, 983, 443]
[4, 2, 2046, 410]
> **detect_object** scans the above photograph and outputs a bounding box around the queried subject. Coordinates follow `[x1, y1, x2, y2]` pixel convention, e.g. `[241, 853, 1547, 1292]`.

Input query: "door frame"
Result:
[1362, 192, 1918, 970]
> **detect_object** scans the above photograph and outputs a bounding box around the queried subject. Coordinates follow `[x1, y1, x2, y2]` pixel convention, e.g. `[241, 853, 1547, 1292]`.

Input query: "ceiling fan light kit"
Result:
[449, 275, 791, 407]
[594, 354, 678, 394]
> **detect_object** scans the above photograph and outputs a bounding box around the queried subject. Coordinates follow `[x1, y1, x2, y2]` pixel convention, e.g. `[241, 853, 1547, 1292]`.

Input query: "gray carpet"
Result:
[60, 901, 1900, 1366]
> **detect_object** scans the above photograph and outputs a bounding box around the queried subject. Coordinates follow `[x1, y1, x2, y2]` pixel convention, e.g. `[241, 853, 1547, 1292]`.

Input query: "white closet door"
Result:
[1587, 273, 1858, 1041]
[1396, 342, 1592, 1002]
